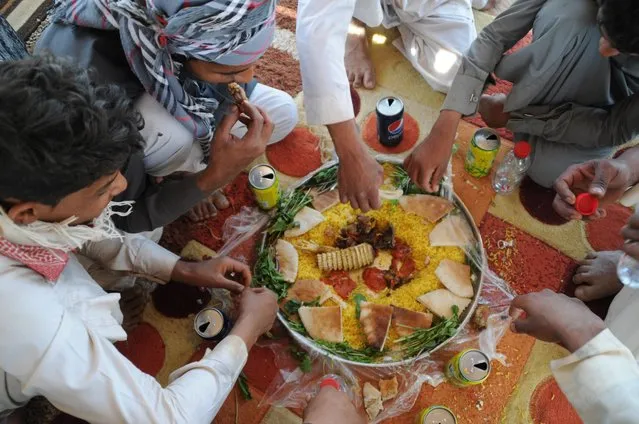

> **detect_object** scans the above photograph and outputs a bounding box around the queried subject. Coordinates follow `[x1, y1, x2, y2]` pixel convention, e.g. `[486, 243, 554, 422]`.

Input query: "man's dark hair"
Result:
[0, 55, 143, 206]
[600, 0, 639, 55]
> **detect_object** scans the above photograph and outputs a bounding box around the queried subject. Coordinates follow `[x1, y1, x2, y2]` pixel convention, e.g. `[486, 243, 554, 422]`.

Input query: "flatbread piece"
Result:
[298, 306, 343, 342]
[284, 206, 325, 237]
[391, 306, 433, 337]
[359, 302, 393, 351]
[399, 194, 454, 223]
[429, 214, 474, 247]
[435, 259, 473, 298]
[417, 289, 471, 319]
[275, 239, 298, 283]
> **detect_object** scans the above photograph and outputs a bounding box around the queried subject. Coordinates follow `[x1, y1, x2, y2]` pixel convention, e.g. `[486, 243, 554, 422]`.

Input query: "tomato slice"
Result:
[322, 271, 357, 299]
[392, 241, 412, 260]
[397, 257, 416, 279]
[362, 267, 387, 292]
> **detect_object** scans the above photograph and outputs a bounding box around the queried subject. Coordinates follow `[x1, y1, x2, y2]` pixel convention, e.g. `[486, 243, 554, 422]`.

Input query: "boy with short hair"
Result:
[0, 55, 278, 423]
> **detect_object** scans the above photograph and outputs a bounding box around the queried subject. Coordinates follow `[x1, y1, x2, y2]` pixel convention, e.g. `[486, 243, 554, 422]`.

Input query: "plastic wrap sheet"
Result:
[258, 267, 515, 423]
[214, 160, 515, 423]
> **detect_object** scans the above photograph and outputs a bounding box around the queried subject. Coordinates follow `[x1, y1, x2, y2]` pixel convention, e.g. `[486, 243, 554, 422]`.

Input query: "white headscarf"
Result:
[0, 201, 135, 252]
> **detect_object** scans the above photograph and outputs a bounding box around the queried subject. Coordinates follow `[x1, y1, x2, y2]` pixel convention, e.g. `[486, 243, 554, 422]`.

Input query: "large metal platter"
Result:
[274, 157, 485, 368]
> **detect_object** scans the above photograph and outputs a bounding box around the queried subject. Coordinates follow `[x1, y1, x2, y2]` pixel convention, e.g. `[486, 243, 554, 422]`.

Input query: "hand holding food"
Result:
[171, 256, 250, 293]
[228, 82, 248, 105]
[204, 102, 273, 189]
[509, 289, 605, 352]
[404, 110, 459, 192]
[230, 287, 279, 349]
[336, 144, 384, 212]
[303, 383, 366, 424]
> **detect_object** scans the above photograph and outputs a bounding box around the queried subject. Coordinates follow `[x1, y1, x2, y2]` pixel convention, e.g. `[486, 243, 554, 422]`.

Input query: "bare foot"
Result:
[187, 189, 231, 222]
[345, 20, 376, 89]
[573, 251, 624, 301]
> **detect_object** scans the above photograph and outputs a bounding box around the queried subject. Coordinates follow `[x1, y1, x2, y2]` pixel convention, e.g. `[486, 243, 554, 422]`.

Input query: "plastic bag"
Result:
[259, 267, 514, 423]
[216, 206, 269, 258]
[214, 159, 515, 423]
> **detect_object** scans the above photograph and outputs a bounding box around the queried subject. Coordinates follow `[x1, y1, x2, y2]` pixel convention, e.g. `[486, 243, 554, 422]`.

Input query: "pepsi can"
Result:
[376, 96, 404, 147]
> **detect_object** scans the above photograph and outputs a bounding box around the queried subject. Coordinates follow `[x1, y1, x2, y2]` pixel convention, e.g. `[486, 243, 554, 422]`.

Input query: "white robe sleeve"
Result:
[79, 232, 180, 283]
[296, 0, 356, 125]
[0, 273, 247, 424]
[551, 329, 639, 424]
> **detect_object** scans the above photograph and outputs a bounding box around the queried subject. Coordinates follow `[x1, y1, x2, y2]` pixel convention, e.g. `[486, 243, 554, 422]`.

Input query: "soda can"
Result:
[194, 307, 232, 341]
[465, 128, 500, 178]
[416, 406, 457, 424]
[376, 96, 404, 147]
[445, 349, 491, 387]
[249, 164, 280, 210]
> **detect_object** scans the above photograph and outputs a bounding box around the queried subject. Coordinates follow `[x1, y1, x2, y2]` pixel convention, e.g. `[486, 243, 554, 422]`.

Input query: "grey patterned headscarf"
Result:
[52, 0, 276, 159]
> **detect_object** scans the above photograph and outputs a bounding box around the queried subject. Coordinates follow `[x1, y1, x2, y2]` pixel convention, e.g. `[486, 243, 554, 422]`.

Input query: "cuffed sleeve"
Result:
[551, 329, 639, 424]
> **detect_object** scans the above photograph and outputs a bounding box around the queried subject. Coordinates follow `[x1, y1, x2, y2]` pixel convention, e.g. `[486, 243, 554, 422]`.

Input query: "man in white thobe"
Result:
[296, 0, 477, 213]
[0, 56, 278, 424]
[511, 290, 639, 424]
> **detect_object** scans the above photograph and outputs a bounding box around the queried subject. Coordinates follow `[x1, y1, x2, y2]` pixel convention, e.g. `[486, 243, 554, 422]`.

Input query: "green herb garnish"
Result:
[392, 164, 444, 196]
[286, 319, 308, 335]
[252, 247, 288, 300]
[304, 165, 338, 193]
[315, 341, 382, 363]
[283, 298, 321, 317]
[396, 305, 460, 357]
[353, 294, 367, 319]
[290, 345, 313, 373]
[237, 372, 252, 400]
[266, 190, 312, 240]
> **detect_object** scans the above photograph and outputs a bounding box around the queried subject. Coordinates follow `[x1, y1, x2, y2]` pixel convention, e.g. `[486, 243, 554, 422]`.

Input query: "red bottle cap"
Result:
[575, 193, 599, 216]
[513, 141, 531, 159]
[319, 377, 341, 391]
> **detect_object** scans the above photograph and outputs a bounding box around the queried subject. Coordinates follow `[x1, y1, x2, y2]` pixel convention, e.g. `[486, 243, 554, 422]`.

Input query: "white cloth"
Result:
[77, 227, 164, 291]
[296, 0, 476, 126]
[605, 285, 639, 357]
[137, 83, 298, 176]
[551, 329, 639, 424]
[385, 0, 476, 93]
[0, 232, 248, 423]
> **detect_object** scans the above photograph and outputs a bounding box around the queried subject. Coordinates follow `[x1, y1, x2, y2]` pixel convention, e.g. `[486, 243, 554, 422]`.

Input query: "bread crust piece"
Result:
[398, 194, 454, 223]
[298, 306, 343, 342]
[435, 259, 473, 298]
[228, 82, 248, 104]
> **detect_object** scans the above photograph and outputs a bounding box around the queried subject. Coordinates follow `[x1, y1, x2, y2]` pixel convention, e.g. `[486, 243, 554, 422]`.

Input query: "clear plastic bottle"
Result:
[492, 141, 532, 194]
[315, 374, 355, 402]
[617, 253, 639, 289]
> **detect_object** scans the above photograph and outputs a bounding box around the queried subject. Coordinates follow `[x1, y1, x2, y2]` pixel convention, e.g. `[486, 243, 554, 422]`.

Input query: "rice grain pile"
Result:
[286, 201, 465, 349]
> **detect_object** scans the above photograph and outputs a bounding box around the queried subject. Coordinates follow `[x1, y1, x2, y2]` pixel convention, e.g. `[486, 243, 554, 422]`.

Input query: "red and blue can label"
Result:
[376, 96, 404, 147]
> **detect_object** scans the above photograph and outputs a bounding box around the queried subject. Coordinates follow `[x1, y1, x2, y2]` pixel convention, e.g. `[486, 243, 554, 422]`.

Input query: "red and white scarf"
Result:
[0, 201, 134, 282]
[0, 237, 68, 282]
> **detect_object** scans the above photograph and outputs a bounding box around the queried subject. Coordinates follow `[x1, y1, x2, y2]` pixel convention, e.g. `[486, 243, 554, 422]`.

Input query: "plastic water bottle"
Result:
[617, 254, 639, 288]
[315, 374, 355, 402]
[492, 141, 532, 194]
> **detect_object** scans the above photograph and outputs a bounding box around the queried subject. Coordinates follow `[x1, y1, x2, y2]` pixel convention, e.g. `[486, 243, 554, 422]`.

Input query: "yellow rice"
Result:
[286, 200, 465, 350]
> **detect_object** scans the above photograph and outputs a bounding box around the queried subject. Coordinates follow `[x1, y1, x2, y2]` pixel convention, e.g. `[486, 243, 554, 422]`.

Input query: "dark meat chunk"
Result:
[336, 230, 357, 249]
[373, 225, 395, 250]
[357, 215, 376, 234]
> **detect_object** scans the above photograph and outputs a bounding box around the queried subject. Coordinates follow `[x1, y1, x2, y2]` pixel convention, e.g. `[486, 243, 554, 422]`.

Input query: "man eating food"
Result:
[0, 56, 278, 423]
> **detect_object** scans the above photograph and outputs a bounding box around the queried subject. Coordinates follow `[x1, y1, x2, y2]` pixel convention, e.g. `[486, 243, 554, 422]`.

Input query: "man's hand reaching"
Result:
[329, 120, 383, 212]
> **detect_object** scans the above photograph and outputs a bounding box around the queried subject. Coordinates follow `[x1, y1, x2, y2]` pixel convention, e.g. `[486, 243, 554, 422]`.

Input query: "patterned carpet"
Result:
[5, 0, 634, 423]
